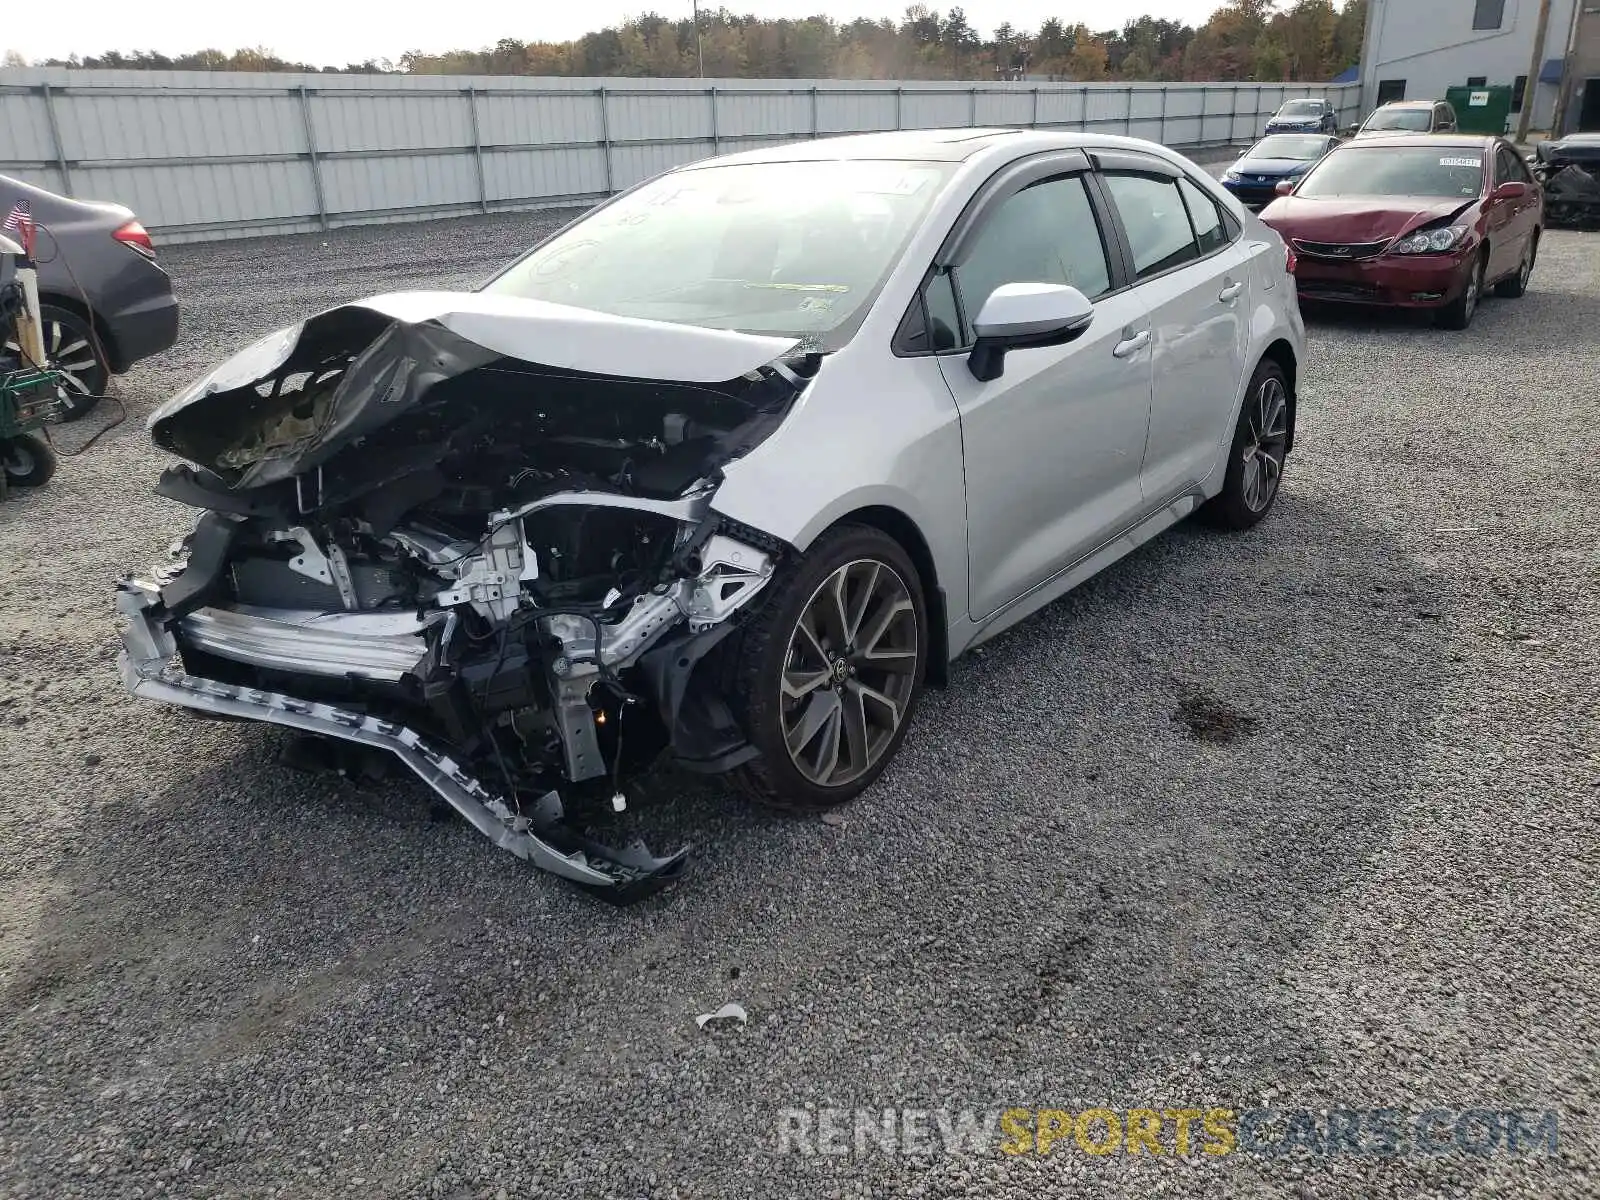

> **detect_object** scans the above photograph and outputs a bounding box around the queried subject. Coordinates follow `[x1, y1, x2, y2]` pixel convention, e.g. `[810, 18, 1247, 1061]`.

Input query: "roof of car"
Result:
[1342, 133, 1497, 149]
[696, 128, 1029, 165]
[1375, 100, 1439, 110]
[686, 127, 1206, 169]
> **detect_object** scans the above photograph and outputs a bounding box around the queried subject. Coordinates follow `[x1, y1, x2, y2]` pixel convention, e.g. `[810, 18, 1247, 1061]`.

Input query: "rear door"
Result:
[1095, 156, 1253, 503]
[925, 163, 1154, 618]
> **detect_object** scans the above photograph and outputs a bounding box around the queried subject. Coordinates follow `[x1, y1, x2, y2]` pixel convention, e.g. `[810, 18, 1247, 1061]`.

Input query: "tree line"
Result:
[15, 1, 1367, 84]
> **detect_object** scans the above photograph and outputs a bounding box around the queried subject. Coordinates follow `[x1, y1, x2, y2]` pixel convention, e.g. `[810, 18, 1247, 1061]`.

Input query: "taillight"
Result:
[1284, 244, 1298, 273]
[112, 219, 156, 260]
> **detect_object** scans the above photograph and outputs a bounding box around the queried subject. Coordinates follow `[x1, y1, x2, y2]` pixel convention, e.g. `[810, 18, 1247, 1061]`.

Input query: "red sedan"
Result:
[1259, 134, 1543, 329]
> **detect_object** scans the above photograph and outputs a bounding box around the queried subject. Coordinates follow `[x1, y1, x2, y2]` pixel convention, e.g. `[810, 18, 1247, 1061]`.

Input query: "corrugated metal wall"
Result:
[0, 68, 1361, 243]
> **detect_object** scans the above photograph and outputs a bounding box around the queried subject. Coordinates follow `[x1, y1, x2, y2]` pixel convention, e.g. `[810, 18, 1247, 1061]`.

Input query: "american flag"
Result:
[2, 200, 36, 257]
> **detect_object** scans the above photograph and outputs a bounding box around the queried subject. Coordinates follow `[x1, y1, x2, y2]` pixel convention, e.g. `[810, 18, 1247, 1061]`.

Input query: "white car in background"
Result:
[117, 129, 1305, 900]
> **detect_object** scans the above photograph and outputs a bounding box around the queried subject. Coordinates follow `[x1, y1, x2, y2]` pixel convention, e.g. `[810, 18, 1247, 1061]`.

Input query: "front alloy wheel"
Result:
[1438, 255, 1485, 330]
[780, 559, 919, 788]
[724, 524, 928, 812]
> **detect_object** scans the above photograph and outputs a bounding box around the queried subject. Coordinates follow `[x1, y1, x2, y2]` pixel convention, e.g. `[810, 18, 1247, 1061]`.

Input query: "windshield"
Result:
[1365, 107, 1432, 131]
[1251, 135, 1330, 161]
[1295, 148, 1485, 199]
[1277, 101, 1325, 117]
[483, 159, 956, 351]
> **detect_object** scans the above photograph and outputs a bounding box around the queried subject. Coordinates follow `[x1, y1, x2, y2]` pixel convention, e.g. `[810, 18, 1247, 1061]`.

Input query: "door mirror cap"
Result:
[1491, 180, 1529, 201]
[968, 283, 1095, 382]
[1275, 179, 1297, 196]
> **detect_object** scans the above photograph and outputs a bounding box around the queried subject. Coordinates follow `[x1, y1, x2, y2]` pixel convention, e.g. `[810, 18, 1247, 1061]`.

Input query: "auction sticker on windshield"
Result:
[1440, 157, 1482, 168]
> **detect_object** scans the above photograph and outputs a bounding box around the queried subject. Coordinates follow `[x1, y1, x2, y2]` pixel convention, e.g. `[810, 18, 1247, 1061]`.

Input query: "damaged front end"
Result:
[118, 293, 813, 901]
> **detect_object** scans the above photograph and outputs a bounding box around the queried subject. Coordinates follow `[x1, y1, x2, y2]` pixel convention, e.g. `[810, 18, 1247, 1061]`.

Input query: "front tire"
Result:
[1437, 253, 1486, 330]
[723, 524, 928, 813]
[1201, 360, 1289, 531]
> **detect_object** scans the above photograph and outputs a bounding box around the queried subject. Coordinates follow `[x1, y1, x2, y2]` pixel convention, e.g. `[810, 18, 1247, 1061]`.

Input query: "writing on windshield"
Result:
[1296, 148, 1484, 199]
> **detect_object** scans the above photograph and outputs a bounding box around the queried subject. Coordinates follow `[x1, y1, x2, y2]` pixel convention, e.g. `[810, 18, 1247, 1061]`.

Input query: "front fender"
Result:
[708, 348, 970, 637]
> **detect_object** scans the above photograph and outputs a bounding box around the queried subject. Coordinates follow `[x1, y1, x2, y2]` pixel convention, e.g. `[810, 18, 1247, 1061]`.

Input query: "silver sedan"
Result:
[117, 129, 1305, 898]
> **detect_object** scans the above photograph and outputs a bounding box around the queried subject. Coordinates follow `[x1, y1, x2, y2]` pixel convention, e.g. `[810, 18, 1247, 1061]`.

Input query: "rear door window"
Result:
[1102, 173, 1201, 280]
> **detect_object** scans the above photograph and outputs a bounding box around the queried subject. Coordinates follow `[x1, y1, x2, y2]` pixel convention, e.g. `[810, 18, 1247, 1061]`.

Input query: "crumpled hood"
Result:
[1260, 195, 1476, 244]
[148, 292, 802, 490]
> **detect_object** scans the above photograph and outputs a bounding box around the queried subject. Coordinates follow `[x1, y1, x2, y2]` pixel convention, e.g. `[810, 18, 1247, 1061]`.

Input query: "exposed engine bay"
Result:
[117, 294, 815, 901]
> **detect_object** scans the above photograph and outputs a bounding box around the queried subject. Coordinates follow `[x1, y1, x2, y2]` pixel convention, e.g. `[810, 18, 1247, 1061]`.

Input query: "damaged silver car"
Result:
[118, 130, 1305, 901]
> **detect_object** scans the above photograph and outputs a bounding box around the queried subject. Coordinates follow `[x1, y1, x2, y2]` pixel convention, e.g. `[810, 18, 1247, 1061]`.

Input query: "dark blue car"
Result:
[1263, 98, 1339, 136]
[1221, 133, 1342, 209]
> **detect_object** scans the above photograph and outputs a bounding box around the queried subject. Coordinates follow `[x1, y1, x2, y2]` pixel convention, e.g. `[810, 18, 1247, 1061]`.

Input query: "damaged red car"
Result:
[1259, 134, 1543, 329]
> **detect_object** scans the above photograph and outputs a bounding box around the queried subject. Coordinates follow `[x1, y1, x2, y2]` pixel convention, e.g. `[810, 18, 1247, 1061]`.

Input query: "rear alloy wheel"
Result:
[2, 305, 109, 421]
[1201, 359, 1289, 531]
[1437, 253, 1485, 330]
[1495, 233, 1538, 299]
[1, 433, 58, 489]
[724, 524, 927, 813]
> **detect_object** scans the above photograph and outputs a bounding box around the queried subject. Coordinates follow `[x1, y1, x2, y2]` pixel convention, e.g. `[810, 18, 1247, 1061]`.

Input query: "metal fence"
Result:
[0, 69, 1361, 243]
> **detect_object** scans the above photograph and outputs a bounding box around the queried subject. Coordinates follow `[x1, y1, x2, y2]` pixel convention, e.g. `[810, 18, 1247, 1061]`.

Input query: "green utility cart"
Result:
[0, 365, 63, 498]
[1447, 85, 1514, 135]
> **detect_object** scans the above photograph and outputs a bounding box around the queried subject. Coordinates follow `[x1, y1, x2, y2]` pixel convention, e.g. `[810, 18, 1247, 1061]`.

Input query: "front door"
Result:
[933, 170, 1154, 619]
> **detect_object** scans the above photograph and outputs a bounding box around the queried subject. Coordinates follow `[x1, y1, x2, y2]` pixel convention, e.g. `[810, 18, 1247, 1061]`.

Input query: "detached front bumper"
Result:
[115, 579, 688, 902]
[1292, 252, 1473, 308]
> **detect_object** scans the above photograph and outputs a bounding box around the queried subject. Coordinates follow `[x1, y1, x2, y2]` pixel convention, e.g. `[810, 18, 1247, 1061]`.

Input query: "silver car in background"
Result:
[116, 129, 1305, 900]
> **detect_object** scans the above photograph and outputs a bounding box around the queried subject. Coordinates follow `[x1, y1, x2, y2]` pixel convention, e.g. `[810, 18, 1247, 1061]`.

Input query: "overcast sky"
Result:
[4, 1, 1230, 68]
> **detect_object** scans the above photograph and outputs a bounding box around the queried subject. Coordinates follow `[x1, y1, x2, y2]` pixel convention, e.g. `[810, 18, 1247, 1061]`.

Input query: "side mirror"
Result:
[1275, 179, 1296, 196]
[1491, 181, 1528, 201]
[967, 282, 1094, 383]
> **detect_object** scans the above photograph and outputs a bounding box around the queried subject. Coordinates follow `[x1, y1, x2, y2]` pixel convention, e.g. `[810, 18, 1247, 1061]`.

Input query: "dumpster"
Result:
[1447, 85, 1513, 135]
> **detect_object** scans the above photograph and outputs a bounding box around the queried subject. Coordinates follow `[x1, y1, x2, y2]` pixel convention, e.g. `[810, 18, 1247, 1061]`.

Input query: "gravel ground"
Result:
[1, 189, 1597, 1200]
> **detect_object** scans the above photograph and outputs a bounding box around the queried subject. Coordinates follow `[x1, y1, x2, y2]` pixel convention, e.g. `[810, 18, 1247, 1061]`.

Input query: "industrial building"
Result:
[1359, 0, 1599, 133]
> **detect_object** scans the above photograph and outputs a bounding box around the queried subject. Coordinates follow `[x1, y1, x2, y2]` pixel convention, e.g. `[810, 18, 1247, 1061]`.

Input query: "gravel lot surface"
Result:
[1, 186, 1597, 1199]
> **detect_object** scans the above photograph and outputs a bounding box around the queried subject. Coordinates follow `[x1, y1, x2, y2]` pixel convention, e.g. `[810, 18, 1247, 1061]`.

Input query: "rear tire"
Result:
[722, 524, 928, 813]
[1, 433, 58, 489]
[1200, 359, 1289, 532]
[1494, 232, 1538, 298]
[1437, 252, 1486, 330]
[35, 305, 108, 421]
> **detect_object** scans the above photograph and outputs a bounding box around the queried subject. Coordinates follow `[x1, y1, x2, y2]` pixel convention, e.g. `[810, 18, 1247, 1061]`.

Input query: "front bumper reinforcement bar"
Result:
[115, 581, 688, 904]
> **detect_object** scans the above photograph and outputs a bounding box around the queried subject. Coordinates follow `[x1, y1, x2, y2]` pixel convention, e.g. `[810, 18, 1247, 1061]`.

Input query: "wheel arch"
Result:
[827, 504, 950, 689]
[1259, 337, 1299, 454]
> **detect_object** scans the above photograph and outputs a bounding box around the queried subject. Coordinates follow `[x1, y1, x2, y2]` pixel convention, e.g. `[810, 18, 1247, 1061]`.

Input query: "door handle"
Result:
[1112, 330, 1150, 359]
[1218, 280, 1245, 302]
